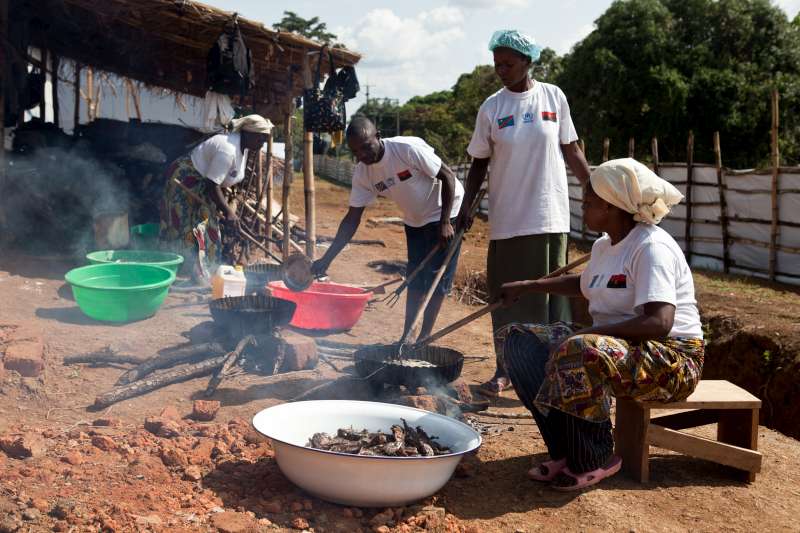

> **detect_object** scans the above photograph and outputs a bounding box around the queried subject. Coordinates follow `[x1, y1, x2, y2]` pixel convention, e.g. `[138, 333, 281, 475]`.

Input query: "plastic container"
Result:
[212, 265, 246, 300]
[86, 250, 184, 275]
[64, 263, 175, 322]
[130, 223, 160, 249]
[268, 281, 372, 331]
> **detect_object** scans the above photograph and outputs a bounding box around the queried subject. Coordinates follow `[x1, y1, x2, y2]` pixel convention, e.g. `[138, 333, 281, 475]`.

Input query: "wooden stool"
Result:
[614, 380, 762, 482]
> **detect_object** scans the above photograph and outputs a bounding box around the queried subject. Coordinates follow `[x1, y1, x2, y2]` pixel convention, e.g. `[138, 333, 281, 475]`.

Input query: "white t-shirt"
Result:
[467, 83, 578, 240]
[190, 132, 248, 188]
[580, 224, 703, 339]
[349, 137, 464, 228]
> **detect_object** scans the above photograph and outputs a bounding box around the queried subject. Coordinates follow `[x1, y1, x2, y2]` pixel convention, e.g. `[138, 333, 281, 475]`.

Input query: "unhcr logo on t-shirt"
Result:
[375, 176, 396, 192]
[522, 112, 534, 123]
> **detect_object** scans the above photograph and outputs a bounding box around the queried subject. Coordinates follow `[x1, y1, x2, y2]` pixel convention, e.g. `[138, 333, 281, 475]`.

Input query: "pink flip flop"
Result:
[551, 456, 622, 491]
[528, 458, 567, 482]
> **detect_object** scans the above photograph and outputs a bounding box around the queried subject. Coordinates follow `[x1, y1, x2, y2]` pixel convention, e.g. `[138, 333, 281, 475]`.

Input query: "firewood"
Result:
[204, 336, 256, 397]
[116, 342, 227, 385]
[93, 356, 227, 409]
[64, 353, 146, 366]
[306, 421, 451, 457]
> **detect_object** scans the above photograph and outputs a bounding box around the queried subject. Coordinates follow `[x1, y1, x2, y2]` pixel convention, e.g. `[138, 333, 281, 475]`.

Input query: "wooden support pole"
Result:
[628, 137, 635, 158]
[51, 54, 60, 127]
[302, 50, 317, 259]
[651, 137, 659, 175]
[282, 90, 295, 260]
[714, 131, 731, 273]
[85, 66, 94, 122]
[73, 63, 81, 135]
[685, 131, 695, 263]
[38, 49, 47, 120]
[265, 133, 274, 249]
[769, 89, 780, 281]
[602, 138, 610, 162]
[304, 131, 316, 259]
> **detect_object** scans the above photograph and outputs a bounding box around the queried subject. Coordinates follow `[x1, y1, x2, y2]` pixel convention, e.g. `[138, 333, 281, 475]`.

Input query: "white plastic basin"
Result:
[252, 400, 482, 507]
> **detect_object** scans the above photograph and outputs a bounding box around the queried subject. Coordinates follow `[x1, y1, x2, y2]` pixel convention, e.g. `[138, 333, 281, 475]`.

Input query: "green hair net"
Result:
[488, 30, 542, 61]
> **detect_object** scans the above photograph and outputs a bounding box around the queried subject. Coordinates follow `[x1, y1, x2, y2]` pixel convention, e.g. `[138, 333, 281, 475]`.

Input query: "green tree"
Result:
[556, 0, 800, 166]
[273, 11, 337, 44]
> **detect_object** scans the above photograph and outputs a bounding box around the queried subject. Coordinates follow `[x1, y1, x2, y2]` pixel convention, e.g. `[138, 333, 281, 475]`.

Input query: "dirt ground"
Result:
[1, 177, 799, 532]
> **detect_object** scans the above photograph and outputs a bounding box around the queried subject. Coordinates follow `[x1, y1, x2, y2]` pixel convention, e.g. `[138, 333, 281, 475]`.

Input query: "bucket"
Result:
[130, 223, 160, 249]
[93, 211, 129, 249]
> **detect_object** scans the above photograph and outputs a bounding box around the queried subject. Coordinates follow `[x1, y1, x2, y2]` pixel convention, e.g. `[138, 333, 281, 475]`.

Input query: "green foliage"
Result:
[557, 0, 800, 166]
[273, 11, 338, 45]
[348, 0, 800, 168]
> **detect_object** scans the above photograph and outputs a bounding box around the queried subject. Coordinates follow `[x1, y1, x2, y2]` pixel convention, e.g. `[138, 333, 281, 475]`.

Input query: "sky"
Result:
[202, 0, 800, 116]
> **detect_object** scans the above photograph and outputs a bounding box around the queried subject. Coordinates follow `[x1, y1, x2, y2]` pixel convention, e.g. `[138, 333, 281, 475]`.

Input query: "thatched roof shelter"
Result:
[14, 0, 361, 117]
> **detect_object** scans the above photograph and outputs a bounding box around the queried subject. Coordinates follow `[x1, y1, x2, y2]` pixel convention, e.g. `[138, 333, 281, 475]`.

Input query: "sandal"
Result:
[477, 375, 514, 397]
[551, 456, 622, 491]
[528, 458, 567, 482]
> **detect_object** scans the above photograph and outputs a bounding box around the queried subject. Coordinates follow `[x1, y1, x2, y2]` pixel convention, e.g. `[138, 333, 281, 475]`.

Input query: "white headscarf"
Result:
[227, 114, 274, 134]
[590, 158, 683, 225]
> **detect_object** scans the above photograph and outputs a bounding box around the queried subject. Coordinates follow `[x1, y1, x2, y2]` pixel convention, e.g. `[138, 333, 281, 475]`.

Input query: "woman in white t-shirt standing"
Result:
[458, 30, 591, 395]
[159, 115, 271, 281]
[497, 158, 704, 491]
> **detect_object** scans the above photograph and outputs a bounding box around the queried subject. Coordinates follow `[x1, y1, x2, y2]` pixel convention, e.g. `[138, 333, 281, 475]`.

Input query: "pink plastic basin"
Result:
[268, 281, 372, 331]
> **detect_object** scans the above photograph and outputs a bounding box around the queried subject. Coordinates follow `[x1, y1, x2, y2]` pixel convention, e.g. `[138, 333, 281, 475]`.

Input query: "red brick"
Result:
[275, 332, 318, 372]
[400, 395, 447, 414]
[7, 324, 43, 343]
[3, 341, 44, 377]
[190, 400, 220, 422]
[446, 379, 473, 405]
[159, 405, 181, 421]
[91, 435, 116, 452]
[0, 432, 47, 459]
[211, 511, 259, 533]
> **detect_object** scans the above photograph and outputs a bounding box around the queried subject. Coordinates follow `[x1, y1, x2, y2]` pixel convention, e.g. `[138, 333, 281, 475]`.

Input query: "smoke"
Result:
[2, 144, 130, 257]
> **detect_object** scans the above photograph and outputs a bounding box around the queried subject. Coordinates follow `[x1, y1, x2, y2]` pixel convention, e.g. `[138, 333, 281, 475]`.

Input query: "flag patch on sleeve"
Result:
[397, 169, 412, 181]
[606, 274, 627, 289]
[541, 111, 558, 122]
[497, 115, 515, 129]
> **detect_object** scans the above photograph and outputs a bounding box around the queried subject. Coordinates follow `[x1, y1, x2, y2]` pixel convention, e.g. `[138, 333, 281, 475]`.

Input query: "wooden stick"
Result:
[265, 133, 274, 248]
[64, 353, 146, 366]
[651, 137, 659, 176]
[398, 189, 487, 345]
[73, 63, 81, 134]
[628, 137, 635, 158]
[204, 335, 256, 397]
[242, 199, 304, 253]
[769, 89, 780, 281]
[684, 131, 695, 263]
[39, 48, 47, 120]
[171, 177, 287, 262]
[304, 131, 316, 259]
[414, 253, 592, 349]
[116, 342, 227, 385]
[52, 53, 60, 127]
[282, 71, 295, 261]
[93, 356, 227, 409]
[714, 131, 731, 273]
[85, 66, 94, 121]
[602, 138, 610, 162]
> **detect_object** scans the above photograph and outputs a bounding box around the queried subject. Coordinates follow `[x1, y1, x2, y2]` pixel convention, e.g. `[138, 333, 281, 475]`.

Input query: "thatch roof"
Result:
[16, 0, 361, 118]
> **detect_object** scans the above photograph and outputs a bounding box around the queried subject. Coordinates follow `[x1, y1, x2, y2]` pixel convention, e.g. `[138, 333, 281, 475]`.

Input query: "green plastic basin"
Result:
[65, 263, 176, 322]
[86, 249, 184, 275]
[130, 223, 160, 249]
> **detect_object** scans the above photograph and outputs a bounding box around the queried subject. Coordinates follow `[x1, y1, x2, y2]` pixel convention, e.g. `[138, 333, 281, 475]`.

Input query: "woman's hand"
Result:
[499, 279, 539, 306]
[223, 210, 242, 234]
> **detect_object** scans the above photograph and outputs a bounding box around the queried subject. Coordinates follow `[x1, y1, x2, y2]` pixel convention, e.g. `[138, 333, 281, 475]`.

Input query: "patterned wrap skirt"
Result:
[495, 322, 705, 423]
[158, 155, 223, 280]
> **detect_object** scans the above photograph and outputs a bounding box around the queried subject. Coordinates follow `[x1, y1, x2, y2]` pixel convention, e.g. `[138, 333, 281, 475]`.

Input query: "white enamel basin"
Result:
[252, 400, 482, 507]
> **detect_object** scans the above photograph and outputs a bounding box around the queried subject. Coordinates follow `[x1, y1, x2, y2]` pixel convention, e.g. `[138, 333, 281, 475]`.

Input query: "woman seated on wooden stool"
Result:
[498, 158, 704, 491]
